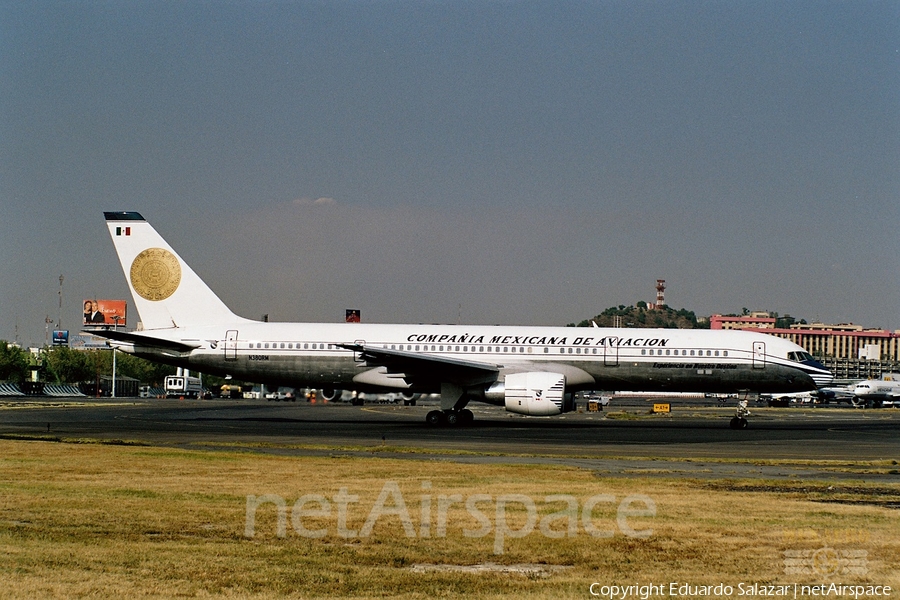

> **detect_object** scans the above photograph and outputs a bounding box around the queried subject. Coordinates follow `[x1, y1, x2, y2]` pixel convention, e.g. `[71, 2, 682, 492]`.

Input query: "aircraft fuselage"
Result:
[118, 321, 825, 397]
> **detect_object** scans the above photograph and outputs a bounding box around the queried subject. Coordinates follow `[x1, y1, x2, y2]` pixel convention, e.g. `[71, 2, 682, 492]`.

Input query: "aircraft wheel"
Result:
[425, 410, 444, 426]
[738, 417, 748, 429]
[444, 411, 459, 426]
[459, 409, 474, 425]
[729, 417, 744, 430]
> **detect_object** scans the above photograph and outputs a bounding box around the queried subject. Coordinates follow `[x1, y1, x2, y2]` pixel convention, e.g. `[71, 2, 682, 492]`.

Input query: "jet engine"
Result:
[501, 372, 570, 416]
[400, 391, 420, 405]
[319, 387, 342, 402]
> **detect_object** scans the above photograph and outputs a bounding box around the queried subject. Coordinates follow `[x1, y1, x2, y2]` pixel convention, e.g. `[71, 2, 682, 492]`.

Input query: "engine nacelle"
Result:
[319, 388, 342, 402]
[503, 372, 567, 416]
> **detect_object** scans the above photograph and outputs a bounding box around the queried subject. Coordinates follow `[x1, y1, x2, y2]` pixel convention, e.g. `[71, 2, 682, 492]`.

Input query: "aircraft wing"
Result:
[85, 328, 202, 353]
[338, 343, 500, 387]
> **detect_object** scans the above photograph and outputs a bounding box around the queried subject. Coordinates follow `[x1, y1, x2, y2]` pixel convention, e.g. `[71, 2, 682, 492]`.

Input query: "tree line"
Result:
[0, 341, 173, 386]
[568, 302, 706, 329]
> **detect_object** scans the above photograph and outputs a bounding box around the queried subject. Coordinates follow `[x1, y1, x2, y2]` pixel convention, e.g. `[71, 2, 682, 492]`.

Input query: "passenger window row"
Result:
[242, 342, 727, 358]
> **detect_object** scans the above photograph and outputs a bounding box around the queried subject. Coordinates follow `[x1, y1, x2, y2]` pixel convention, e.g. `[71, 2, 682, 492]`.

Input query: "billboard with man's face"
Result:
[83, 300, 127, 326]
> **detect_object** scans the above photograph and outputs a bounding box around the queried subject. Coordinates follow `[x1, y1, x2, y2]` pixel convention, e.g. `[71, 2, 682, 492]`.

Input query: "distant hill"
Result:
[568, 302, 705, 329]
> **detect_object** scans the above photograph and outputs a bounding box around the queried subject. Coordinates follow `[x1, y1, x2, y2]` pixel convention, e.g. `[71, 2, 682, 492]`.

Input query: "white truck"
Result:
[165, 369, 203, 398]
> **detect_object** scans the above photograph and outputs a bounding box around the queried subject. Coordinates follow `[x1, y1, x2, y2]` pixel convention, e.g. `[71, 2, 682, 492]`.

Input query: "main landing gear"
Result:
[426, 409, 475, 427]
[729, 398, 750, 429]
[428, 383, 477, 427]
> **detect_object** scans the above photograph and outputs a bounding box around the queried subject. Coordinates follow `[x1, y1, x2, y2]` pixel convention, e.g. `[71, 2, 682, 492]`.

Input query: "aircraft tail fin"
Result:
[103, 211, 249, 330]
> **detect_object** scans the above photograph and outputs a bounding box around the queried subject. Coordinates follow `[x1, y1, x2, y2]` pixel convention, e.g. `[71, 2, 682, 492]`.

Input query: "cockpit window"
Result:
[787, 351, 814, 362]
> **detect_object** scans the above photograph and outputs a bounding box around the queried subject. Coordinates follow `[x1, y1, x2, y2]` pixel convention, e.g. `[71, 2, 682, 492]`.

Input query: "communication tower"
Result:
[656, 279, 666, 309]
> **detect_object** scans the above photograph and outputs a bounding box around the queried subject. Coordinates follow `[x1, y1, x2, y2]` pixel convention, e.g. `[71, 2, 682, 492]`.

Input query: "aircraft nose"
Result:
[813, 372, 834, 387]
[803, 358, 833, 387]
[814, 371, 834, 387]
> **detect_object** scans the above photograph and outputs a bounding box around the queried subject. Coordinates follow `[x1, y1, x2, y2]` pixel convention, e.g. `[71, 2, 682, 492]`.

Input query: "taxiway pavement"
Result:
[1, 398, 898, 482]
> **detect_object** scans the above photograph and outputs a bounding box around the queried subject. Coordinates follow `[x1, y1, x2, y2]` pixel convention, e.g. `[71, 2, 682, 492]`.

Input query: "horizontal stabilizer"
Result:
[87, 328, 201, 353]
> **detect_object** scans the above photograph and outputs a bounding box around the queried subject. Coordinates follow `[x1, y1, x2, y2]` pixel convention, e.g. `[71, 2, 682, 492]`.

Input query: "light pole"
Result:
[58, 275, 64, 331]
[44, 316, 53, 347]
[111, 315, 121, 398]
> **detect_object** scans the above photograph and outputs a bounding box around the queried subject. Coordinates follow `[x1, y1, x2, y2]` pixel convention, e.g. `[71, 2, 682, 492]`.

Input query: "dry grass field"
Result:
[0, 438, 898, 599]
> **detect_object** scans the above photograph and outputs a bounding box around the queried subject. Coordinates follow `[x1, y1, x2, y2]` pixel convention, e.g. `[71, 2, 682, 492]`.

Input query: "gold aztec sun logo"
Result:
[129, 248, 182, 301]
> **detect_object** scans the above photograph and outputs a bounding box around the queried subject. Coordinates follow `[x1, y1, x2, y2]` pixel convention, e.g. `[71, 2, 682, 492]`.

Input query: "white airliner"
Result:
[851, 375, 900, 408]
[90, 211, 833, 429]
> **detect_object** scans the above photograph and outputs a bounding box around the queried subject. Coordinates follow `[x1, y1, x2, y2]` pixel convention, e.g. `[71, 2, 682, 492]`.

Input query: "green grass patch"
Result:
[0, 439, 897, 598]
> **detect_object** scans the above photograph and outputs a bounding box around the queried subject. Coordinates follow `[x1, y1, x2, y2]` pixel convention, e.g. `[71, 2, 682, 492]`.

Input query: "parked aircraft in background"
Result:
[851, 375, 900, 408]
[89, 212, 833, 429]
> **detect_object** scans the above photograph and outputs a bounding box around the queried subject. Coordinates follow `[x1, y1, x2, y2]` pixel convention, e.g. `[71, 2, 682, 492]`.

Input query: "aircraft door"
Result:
[225, 330, 239, 361]
[604, 337, 619, 366]
[752, 341, 765, 369]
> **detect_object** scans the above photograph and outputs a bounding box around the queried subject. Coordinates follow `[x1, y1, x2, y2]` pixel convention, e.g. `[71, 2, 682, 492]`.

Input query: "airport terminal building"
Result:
[711, 315, 900, 379]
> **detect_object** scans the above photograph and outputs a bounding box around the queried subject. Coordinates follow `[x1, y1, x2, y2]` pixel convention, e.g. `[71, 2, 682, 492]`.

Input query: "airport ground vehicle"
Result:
[265, 387, 296, 401]
[219, 384, 243, 399]
[165, 374, 203, 398]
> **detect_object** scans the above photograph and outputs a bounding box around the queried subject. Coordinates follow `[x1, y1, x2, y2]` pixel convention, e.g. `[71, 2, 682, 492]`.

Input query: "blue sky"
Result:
[2, 1, 898, 346]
